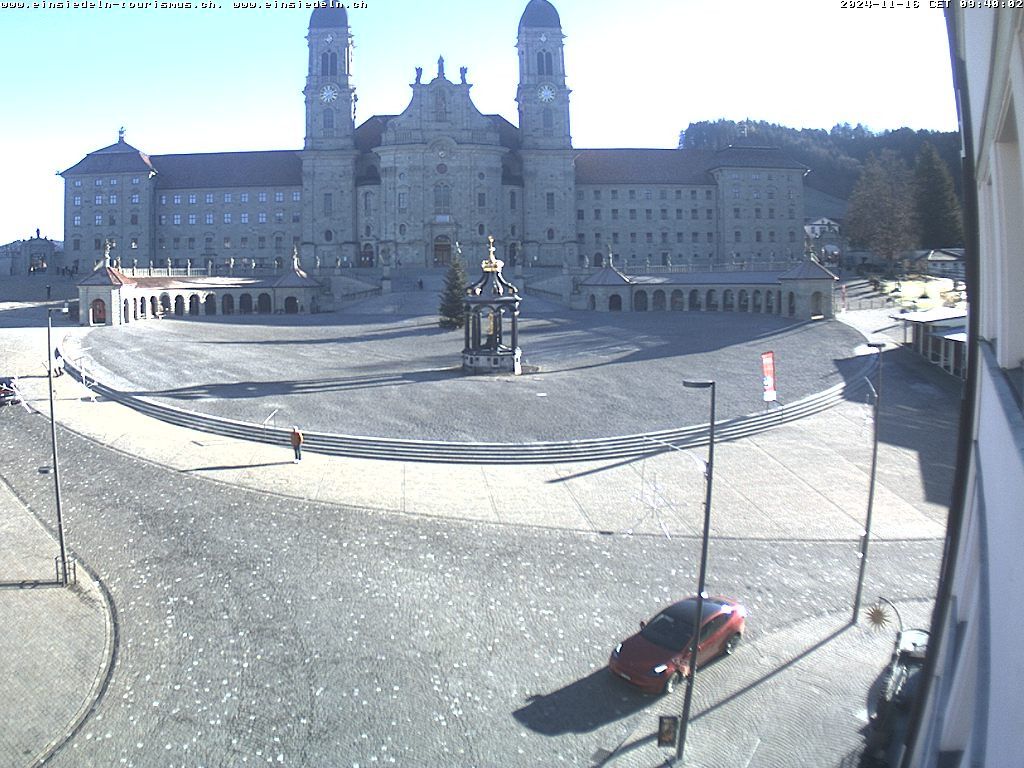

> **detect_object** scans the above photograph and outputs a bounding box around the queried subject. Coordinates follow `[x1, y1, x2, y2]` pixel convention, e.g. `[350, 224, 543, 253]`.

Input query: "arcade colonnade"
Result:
[77, 261, 321, 327]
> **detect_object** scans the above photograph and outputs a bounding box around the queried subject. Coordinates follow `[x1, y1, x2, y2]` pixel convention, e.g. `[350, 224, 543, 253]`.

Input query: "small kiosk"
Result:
[462, 236, 522, 375]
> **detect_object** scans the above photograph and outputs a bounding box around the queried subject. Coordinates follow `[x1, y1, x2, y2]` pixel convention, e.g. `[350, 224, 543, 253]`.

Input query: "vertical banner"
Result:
[761, 351, 777, 402]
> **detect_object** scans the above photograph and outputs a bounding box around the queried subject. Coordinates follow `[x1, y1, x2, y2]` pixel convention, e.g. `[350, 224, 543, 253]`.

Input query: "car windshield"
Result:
[640, 603, 698, 652]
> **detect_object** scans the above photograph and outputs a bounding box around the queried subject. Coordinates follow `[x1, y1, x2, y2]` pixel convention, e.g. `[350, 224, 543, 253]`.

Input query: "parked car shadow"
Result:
[512, 667, 652, 735]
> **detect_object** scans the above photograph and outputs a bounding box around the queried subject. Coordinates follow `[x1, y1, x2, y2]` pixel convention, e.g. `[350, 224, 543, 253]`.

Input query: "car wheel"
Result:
[723, 633, 741, 656]
[663, 672, 681, 695]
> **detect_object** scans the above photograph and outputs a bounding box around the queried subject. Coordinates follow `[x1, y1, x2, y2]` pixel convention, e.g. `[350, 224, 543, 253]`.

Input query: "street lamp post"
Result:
[47, 307, 69, 586]
[853, 342, 885, 623]
[676, 379, 716, 764]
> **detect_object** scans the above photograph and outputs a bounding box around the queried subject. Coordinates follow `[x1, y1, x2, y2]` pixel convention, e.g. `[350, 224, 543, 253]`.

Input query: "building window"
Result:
[509, 191, 517, 210]
[130, 193, 140, 204]
[173, 237, 180, 249]
[94, 195, 102, 205]
[628, 190, 636, 200]
[275, 192, 284, 203]
[399, 224, 406, 236]
[769, 208, 775, 219]
[258, 236, 265, 249]
[630, 233, 637, 243]
[398, 192, 408, 212]
[542, 108, 553, 135]
[95, 214, 103, 225]
[159, 214, 167, 225]
[434, 185, 451, 214]
[205, 213, 214, 225]
[224, 193, 232, 204]
[240, 193, 248, 203]
[94, 238, 102, 250]
[629, 209, 637, 220]
[292, 191, 300, 202]
[187, 194, 196, 204]
[258, 212, 267, 223]
[223, 213, 232, 224]
[274, 211, 284, 223]
[171, 194, 180, 204]
[73, 195, 81, 206]
[240, 237, 248, 247]
[206, 193, 214, 204]
[241, 213, 249, 224]
[364, 191, 373, 215]
[323, 193, 333, 215]
[275, 235, 283, 250]
[477, 224, 485, 235]
[577, 209, 584, 221]
[188, 213, 197, 225]
[594, 209, 602, 220]
[677, 232, 684, 243]
[224, 237, 232, 249]
[611, 209, 619, 220]
[95, 179, 103, 187]
[74, 180, 82, 188]
[130, 177, 139, 185]
[645, 209, 653, 221]
[690, 208, 698, 220]
[173, 214, 181, 225]
[477, 192, 486, 208]
[73, 239, 80, 251]
[546, 192, 555, 212]
[706, 209, 713, 219]
[755, 230, 763, 242]
[188, 237, 196, 249]
[691, 232, 699, 243]
[734, 207, 740, 219]
[707, 232, 714, 243]
[546, 228, 555, 240]
[734, 230, 741, 243]
[72, 214, 81, 226]
[258, 192, 267, 203]
[661, 232, 669, 243]
[292, 212, 300, 223]
[755, 208, 762, 219]
[611, 189, 619, 201]
[323, 108, 335, 135]
[646, 233, 653, 243]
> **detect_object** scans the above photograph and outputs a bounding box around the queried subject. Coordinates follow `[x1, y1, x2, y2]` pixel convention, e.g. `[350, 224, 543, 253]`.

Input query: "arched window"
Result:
[329, 52, 338, 76]
[363, 191, 373, 215]
[323, 108, 334, 136]
[321, 52, 329, 76]
[536, 50, 554, 75]
[546, 228, 555, 241]
[324, 230, 333, 242]
[434, 184, 451, 214]
[545, 51, 554, 74]
[434, 92, 447, 121]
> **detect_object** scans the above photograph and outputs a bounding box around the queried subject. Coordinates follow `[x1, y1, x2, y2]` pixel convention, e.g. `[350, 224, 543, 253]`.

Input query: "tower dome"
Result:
[309, 6, 348, 28]
[518, 0, 560, 31]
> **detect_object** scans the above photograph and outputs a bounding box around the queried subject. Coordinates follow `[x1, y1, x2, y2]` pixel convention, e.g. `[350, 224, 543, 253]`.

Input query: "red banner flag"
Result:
[761, 351, 777, 402]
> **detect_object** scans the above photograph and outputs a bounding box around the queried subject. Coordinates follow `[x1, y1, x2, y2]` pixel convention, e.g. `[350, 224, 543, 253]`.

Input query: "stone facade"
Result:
[0, 230, 63, 276]
[58, 0, 806, 276]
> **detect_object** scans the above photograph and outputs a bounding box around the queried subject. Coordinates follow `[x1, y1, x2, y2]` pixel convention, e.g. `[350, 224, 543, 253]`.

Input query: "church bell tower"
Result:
[304, 6, 355, 150]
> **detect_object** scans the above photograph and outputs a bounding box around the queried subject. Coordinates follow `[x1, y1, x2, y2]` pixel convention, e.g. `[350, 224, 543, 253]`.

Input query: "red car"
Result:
[608, 596, 746, 694]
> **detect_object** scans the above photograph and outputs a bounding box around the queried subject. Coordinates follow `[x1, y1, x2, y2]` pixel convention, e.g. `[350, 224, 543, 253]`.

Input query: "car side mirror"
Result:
[639, 620, 647, 630]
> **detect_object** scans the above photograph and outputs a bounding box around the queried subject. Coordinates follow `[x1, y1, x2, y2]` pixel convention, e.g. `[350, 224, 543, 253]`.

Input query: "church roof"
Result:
[150, 150, 302, 189]
[309, 6, 347, 28]
[519, 0, 561, 30]
[709, 145, 809, 172]
[574, 149, 715, 185]
[61, 137, 156, 176]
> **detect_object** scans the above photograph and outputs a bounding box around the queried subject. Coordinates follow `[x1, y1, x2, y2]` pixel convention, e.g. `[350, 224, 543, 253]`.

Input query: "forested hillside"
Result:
[679, 120, 961, 201]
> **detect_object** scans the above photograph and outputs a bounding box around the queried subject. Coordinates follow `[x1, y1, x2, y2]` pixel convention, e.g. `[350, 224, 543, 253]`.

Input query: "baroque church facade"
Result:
[60, 0, 808, 276]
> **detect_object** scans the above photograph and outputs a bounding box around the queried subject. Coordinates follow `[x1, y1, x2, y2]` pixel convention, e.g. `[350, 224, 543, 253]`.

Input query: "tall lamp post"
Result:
[852, 341, 885, 623]
[676, 379, 716, 764]
[47, 307, 69, 586]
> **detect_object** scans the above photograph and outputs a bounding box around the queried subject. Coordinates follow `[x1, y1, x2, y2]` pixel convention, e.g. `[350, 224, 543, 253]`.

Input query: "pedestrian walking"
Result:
[53, 348, 64, 377]
[290, 426, 304, 463]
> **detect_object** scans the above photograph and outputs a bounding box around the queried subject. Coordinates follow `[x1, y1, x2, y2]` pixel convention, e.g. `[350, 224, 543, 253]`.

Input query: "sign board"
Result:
[761, 351, 777, 402]
[657, 715, 679, 748]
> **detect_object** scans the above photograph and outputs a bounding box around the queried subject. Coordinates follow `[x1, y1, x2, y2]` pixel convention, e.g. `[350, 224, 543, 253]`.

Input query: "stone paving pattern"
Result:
[0, 276, 958, 767]
[61, 286, 866, 442]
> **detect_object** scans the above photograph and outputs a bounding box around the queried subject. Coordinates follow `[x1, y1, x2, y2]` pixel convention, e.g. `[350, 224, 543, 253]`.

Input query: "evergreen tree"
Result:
[914, 142, 964, 248]
[438, 258, 468, 329]
[845, 151, 917, 274]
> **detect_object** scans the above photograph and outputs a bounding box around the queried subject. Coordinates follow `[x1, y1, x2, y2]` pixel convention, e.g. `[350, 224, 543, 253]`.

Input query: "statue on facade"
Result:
[460, 66, 467, 84]
[437, 55, 445, 79]
[415, 66, 422, 84]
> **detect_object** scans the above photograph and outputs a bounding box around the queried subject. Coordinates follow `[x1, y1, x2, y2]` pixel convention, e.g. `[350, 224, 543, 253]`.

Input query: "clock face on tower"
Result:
[537, 84, 555, 103]
[320, 85, 338, 104]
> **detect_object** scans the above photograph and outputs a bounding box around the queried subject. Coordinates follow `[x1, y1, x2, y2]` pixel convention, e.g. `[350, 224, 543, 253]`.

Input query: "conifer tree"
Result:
[914, 142, 964, 248]
[438, 258, 468, 329]
[845, 151, 916, 275]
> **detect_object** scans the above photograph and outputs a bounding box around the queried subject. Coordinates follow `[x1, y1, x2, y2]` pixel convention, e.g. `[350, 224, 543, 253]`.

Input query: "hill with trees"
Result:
[678, 119, 961, 201]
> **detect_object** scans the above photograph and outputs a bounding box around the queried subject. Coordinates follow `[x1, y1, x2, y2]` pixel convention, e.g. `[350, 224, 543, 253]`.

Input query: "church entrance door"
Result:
[433, 236, 452, 267]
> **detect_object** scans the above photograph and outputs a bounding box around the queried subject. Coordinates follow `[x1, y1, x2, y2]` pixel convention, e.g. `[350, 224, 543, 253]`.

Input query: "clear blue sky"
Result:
[0, 0, 958, 247]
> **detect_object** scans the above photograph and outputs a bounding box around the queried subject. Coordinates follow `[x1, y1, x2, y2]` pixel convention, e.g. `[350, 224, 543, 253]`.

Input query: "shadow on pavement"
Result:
[181, 461, 296, 472]
[512, 667, 653, 735]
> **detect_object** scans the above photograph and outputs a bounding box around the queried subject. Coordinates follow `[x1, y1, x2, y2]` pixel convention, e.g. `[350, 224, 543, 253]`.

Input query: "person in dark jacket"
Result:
[290, 426, 303, 463]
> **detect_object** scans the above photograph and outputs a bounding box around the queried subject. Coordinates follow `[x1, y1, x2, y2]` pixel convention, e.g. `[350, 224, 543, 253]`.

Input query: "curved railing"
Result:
[63, 357, 875, 464]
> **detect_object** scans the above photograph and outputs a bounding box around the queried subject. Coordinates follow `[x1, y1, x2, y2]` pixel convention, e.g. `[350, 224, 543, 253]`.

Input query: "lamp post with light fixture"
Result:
[675, 379, 716, 764]
[47, 306, 69, 586]
[853, 341, 885, 623]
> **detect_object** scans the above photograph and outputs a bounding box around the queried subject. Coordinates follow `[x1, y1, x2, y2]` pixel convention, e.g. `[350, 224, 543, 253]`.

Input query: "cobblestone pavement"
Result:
[0, 279, 957, 767]
[60, 294, 865, 441]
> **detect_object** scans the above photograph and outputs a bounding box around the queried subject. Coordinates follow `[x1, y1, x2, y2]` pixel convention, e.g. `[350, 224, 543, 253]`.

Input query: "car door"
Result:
[697, 614, 729, 665]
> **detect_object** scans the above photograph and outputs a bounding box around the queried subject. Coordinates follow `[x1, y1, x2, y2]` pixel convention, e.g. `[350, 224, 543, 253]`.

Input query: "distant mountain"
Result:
[678, 120, 961, 202]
